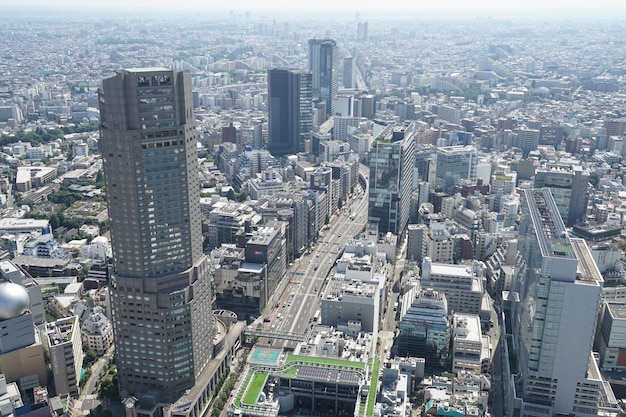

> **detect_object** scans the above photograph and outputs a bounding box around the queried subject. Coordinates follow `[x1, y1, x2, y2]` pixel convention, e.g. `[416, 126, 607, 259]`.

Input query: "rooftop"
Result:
[124, 67, 171, 73]
[525, 188, 574, 259]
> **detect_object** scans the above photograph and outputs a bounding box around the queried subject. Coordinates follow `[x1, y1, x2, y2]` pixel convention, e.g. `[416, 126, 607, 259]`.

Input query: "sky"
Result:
[9, 0, 626, 18]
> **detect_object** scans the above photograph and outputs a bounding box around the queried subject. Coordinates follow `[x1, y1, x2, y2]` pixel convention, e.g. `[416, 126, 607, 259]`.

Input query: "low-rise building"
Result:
[452, 314, 483, 374]
[81, 306, 113, 355]
[420, 257, 485, 314]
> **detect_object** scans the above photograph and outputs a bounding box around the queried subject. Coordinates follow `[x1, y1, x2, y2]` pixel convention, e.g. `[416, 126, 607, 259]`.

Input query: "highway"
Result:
[260, 164, 370, 343]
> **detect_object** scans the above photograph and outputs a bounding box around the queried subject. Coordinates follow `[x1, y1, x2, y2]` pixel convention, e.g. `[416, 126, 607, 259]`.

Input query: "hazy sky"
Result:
[11, 0, 626, 18]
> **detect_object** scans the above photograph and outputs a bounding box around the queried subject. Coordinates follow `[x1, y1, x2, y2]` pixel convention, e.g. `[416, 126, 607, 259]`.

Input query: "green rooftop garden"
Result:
[286, 354, 366, 370]
[234, 370, 254, 408]
[366, 359, 380, 417]
[242, 372, 267, 405]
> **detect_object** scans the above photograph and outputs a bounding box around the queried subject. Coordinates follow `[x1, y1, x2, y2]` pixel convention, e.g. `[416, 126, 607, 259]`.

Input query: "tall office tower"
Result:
[357, 22, 369, 41]
[368, 125, 416, 236]
[508, 188, 617, 417]
[99, 68, 215, 398]
[308, 38, 338, 116]
[434, 145, 477, 194]
[533, 164, 589, 226]
[342, 57, 356, 89]
[267, 69, 312, 156]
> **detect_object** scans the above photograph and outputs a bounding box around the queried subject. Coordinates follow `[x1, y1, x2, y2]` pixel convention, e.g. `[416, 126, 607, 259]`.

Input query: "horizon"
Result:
[4, 0, 626, 20]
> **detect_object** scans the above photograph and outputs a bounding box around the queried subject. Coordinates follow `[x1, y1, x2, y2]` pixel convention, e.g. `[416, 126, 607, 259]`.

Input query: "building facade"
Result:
[267, 69, 312, 156]
[533, 164, 589, 227]
[507, 188, 618, 416]
[99, 68, 216, 398]
[308, 38, 338, 117]
[45, 316, 82, 397]
[434, 145, 477, 194]
[368, 125, 416, 237]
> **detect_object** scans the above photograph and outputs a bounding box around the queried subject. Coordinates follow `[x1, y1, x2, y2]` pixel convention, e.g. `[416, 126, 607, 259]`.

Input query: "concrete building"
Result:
[99, 68, 216, 398]
[205, 201, 260, 249]
[44, 316, 82, 397]
[420, 257, 485, 314]
[342, 57, 356, 89]
[14, 167, 57, 192]
[227, 345, 378, 417]
[596, 302, 626, 371]
[248, 168, 285, 200]
[81, 306, 114, 355]
[212, 246, 268, 314]
[321, 277, 380, 333]
[533, 164, 589, 226]
[0, 281, 46, 391]
[506, 188, 619, 417]
[517, 128, 540, 156]
[319, 140, 351, 163]
[244, 224, 287, 307]
[406, 224, 428, 264]
[451, 314, 482, 374]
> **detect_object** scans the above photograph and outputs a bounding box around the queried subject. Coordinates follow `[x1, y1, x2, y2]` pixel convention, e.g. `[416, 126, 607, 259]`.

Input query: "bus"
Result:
[313, 309, 321, 323]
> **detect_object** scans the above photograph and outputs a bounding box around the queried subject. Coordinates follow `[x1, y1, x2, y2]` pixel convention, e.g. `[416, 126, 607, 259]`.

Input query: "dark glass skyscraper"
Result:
[267, 69, 312, 156]
[99, 68, 215, 398]
[308, 38, 338, 116]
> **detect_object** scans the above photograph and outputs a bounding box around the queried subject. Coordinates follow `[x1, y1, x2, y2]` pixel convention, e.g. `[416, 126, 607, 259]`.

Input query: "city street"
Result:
[263, 164, 370, 340]
[76, 344, 115, 414]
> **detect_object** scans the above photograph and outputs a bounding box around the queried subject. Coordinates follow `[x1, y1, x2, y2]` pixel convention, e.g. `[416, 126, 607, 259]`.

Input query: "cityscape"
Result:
[1, 4, 626, 417]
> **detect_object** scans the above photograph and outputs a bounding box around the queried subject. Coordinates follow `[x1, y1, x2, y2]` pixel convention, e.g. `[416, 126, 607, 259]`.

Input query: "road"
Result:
[76, 344, 115, 414]
[263, 164, 370, 340]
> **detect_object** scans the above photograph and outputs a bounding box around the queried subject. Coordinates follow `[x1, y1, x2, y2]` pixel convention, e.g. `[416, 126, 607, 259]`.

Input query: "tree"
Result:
[338, 198, 343, 209]
[84, 349, 98, 367]
[226, 188, 236, 201]
[49, 214, 60, 230]
[95, 170, 104, 185]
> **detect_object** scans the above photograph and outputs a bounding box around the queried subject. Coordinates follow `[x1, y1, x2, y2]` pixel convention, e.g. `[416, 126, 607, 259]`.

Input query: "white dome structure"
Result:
[0, 282, 30, 320]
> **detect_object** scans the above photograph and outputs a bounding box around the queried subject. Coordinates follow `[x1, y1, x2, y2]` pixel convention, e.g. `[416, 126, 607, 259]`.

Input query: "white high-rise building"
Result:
[507, 188, 619, 417]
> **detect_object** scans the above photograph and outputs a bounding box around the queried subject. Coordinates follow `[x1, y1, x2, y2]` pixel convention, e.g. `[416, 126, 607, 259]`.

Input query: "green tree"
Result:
[84, 349, 98, 367]
[338, 198, 343, 209]
[49, 214, 60, 230]
[226, 188, 236, 201]
[95, 170, 104, 185]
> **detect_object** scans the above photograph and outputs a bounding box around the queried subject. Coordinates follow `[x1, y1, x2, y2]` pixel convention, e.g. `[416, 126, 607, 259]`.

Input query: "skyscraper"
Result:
[368, 124, 416, 236]
[357, 22, 369, 41]
[506, 188, 617, 416]
[434, 145, 477, 194]
[99, 68, 215, 398]
[308, 38, 338, 117]
[267, 69, 312, 156]
[342, 56, 356, 89]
